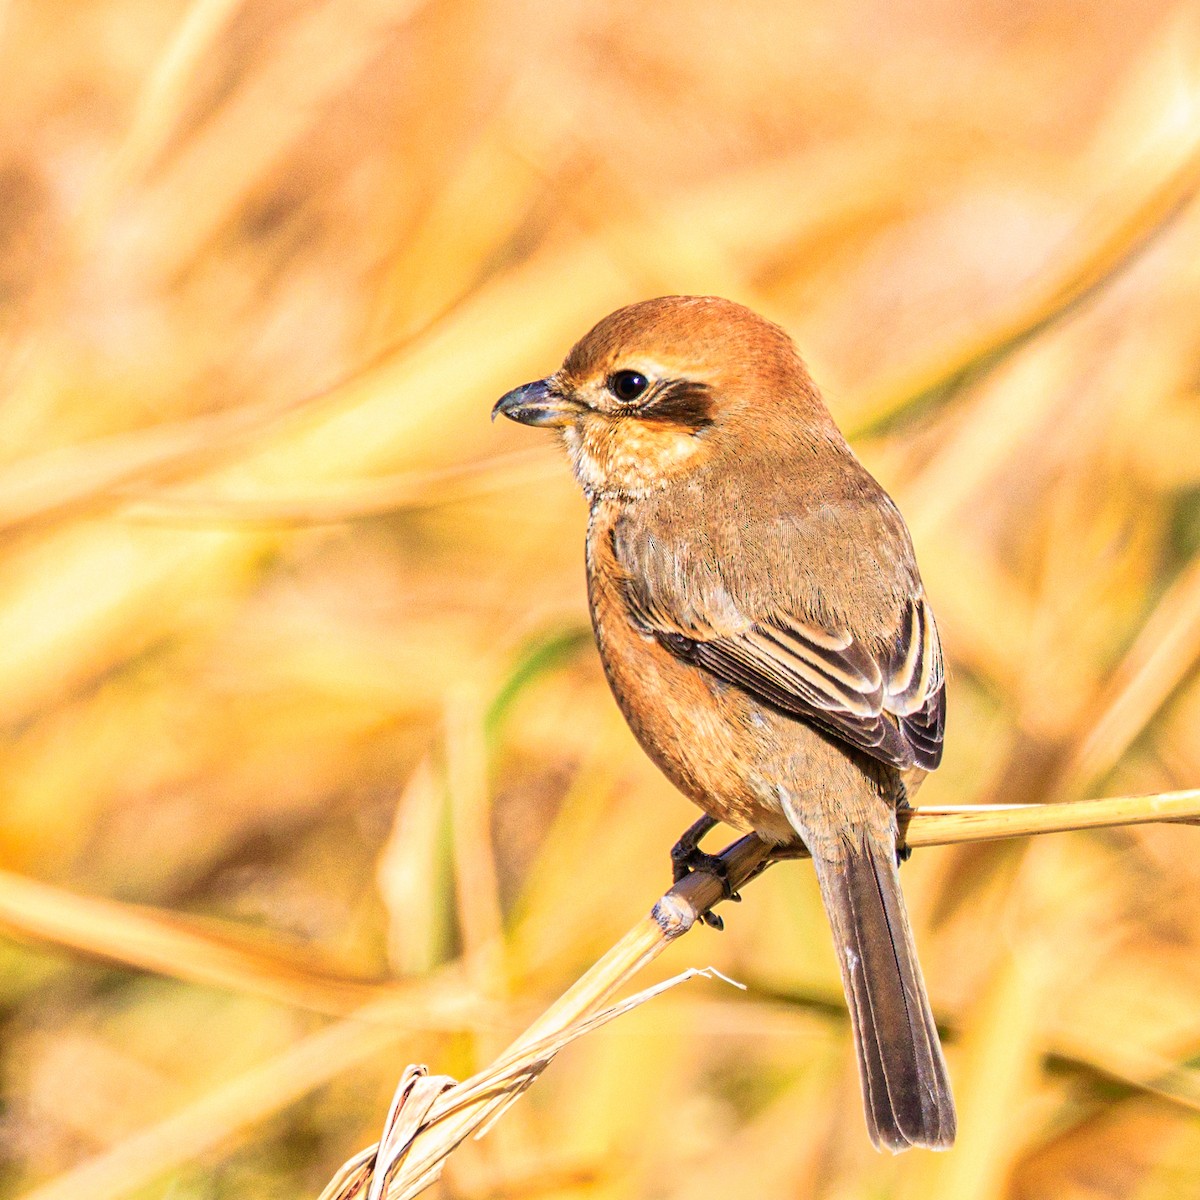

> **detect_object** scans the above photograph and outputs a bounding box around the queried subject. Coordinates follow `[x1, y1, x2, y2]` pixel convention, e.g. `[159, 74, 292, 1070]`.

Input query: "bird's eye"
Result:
[608, 370, 649, 403]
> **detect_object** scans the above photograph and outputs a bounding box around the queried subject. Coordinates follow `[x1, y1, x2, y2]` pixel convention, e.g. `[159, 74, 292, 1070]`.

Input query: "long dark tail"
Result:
[811, 833, 956, 1152]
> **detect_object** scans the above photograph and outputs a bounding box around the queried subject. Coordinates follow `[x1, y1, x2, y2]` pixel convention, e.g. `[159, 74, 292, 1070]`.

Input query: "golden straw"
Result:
[322, 788, 1200, 1200]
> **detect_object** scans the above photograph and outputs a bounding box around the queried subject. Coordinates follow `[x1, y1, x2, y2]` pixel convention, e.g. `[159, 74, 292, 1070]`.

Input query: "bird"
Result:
[492, 295, 955, 1152]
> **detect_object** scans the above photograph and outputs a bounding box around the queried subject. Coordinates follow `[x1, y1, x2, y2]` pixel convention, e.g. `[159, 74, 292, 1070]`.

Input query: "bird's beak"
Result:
[492, 379, 581, 428]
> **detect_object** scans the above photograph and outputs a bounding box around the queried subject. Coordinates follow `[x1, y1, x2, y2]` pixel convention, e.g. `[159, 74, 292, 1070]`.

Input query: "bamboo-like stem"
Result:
[320, 788, 1200, 1200]
[901, 789, 1200, 846]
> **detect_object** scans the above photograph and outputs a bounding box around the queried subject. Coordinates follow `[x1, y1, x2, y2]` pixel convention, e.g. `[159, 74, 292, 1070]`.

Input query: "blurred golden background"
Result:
[2, 1, 1200, 1197]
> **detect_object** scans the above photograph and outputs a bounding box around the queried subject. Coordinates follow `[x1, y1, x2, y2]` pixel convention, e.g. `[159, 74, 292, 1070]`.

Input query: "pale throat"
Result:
[563, 418, 710, 499]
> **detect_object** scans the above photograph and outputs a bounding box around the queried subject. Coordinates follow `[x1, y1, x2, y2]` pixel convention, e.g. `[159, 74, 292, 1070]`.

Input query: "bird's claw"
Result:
[670, 815, 739, 930]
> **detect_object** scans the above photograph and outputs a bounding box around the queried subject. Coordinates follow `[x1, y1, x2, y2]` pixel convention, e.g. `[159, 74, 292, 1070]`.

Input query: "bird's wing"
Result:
[621, 540, 945, 772]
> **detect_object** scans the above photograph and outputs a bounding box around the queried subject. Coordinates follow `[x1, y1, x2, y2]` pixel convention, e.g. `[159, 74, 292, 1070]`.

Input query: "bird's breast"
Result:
[584, 500, 796, 841]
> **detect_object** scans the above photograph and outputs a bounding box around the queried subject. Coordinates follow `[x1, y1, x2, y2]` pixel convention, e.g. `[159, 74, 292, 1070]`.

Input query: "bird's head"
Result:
[492, 295, 835, 499]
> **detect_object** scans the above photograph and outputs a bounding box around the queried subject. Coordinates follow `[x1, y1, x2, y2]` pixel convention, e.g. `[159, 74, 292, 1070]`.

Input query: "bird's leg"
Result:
[895, 780, 913, 865]
[670, 815, 741, 929]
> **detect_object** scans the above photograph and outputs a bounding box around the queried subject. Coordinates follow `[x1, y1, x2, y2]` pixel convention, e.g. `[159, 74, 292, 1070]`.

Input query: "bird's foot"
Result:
[670, 814, 718, 883]
[670, 815, 741, 930]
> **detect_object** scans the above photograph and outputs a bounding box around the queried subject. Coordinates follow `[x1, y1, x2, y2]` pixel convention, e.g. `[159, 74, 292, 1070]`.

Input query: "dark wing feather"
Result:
[629, 588, 945, 772]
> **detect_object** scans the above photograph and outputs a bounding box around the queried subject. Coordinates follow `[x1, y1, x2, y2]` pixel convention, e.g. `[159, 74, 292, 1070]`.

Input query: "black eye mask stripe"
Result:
[636, 380, 714, 428]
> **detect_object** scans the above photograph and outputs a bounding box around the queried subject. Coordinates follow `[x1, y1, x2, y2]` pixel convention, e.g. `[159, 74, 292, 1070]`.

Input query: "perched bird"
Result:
[493, 296, 954, 1152]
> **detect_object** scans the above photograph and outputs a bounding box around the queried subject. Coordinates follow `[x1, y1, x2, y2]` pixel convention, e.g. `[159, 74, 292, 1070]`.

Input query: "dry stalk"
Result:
[320, 789, 1200, 1200]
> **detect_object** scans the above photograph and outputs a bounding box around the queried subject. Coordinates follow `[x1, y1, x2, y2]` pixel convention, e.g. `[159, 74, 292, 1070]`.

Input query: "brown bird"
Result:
[493, 296, 955, 1152]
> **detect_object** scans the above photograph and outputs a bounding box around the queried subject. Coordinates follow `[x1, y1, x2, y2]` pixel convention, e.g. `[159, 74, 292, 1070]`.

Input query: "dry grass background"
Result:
[2, 1, 1200, 1197]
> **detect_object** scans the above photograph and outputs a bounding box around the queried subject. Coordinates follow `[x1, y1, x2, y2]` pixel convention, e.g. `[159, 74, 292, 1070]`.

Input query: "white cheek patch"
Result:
[563, 425, 606, 494]
[565, 416, 711, 498]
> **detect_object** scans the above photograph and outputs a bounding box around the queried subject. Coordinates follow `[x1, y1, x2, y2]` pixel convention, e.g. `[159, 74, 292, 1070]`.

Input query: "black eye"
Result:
[608, 370, 649, 402]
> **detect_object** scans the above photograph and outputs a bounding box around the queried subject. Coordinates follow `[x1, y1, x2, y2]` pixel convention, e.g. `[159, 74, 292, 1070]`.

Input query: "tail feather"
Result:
[812, 833, 956, 1152]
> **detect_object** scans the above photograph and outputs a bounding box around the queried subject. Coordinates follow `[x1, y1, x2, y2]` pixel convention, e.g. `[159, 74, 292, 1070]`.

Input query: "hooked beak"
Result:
[492, 379, 581, 428]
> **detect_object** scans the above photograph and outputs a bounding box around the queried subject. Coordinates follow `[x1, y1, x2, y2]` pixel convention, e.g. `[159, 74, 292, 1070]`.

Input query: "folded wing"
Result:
[628, 583, 945, 772]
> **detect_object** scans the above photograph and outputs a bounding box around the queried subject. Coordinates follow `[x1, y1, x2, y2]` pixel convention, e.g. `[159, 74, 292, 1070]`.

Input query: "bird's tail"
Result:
[810, 831, 956, 1152]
